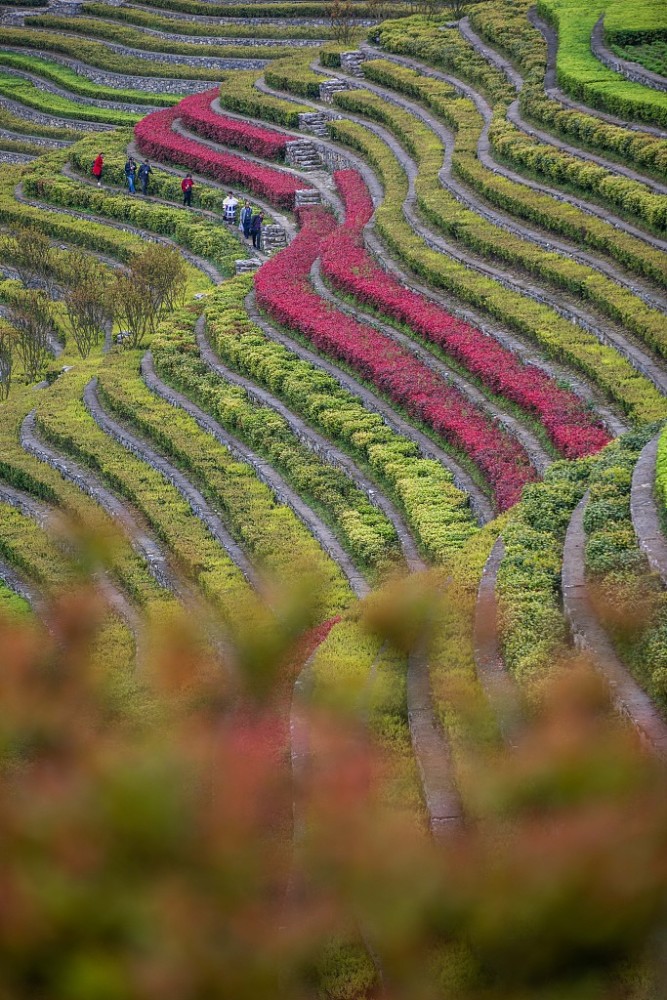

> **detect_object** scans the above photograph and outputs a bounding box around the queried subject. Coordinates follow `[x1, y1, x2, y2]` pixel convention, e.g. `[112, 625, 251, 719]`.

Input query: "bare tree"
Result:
[112, 271, 157, 350]
[327, 0, 354, 42]
[7, 289, 55, 383]
[63, 254, 115, 359]
[130, 244, 188, 319]
[3, 226, 57, 295]
[0, 324, 13, 401]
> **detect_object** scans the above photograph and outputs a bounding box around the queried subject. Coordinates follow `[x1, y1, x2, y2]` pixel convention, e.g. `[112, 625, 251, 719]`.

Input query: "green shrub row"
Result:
[611, 39, 667, 77]
[605, 0, 667, 45]
[583, 427, 667, 711]
[80, 2, 343, 40]
[326, 116, 667, 424]
[23, 143, 242, 277]
[372, 14, 515, 107]
[264, 53, 323, 101]
[497, 458, 593, 686]
[150, 310, 404, 582]
[130, 0, 398, 18]
[96, 330, 353, 619]
[468, 0, 667, 179]
[0, 135, 42, 157]
[0, 50, 181, 108]
[0, 26, 227, 81]
[205, 275, 479, 563]
[0, 500, 73, 594]
[218, 71, 311, 128]
[332, 83, 667, 354]
[0, 70, 140, 125]
[537, 0, 667, 129]
[25, 15, 292, 61]
[0, 105, 79, 141]
[488, 113, 667, 235]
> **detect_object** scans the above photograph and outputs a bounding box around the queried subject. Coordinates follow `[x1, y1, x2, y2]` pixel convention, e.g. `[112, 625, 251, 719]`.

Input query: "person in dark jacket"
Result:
[250, 210, 264, 250]
[181, 173, 194, 207]
[240, 200, 253, 240]
[138, 160, 152, 196]
[92, 153, 104, 187]
[125, 157, 137, 194]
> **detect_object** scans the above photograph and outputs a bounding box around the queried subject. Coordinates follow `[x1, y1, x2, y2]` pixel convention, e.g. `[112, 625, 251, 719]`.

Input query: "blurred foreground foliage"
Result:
[1, 538, 667, 1000]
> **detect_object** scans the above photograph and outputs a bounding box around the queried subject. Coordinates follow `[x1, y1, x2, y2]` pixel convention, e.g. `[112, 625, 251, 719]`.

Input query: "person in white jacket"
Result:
[223, 191, 239, 224]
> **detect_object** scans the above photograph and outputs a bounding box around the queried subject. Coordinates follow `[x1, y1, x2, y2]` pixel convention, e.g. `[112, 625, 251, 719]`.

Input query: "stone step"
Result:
[340, 50, 367, 77]
[319, 79, 349, 103]
[298, 112, 334, 138]
[285, 139, 323, 171]
[295, 189, 321, 208]
[261, 224, 288, 253]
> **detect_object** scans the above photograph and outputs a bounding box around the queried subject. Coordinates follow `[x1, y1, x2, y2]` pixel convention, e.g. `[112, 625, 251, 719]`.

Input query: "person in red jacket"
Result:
[181, 173, 194, 207]
[92, 153, 104, 187]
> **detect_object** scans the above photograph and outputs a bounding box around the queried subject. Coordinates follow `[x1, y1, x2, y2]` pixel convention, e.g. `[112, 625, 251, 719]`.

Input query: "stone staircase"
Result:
[298, 112, 333, 138]
[340, 51, 367, 77]
[295, 189, 322, 209]
[319, 79, 349, 103]
[261, 224, 288, 253]
[285, 140, 322, 172]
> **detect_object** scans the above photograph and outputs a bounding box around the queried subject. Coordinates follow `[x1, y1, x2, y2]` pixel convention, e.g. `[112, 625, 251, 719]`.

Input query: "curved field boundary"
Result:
[21, 409, 181, 596]
[142, 351, 370, 598]
[631, 431, 667, 588]
[0, 46, 210, 97]
[0, 93, 116, 131]
[361, 45, 667, 252]
[528, 7, 667, 138]
[245, 290, 495, 524]
[0, 125, 70, 148]
[460, 13, 667, 193]
[0, 59, 163, 112]
[310, 259, 552, 475]
[592, 16, 667, 93]
[194, 319, 424, 571]
[83, 377, 260, 588]
[473, 535, 520, 744]
[324, 62, 667, 337]
[562, 490, 667, 757]
[360, 45, 667, 295]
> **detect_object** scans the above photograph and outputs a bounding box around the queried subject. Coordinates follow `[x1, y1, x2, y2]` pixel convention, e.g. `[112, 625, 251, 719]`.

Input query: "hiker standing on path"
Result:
[138, 160, 152, 196]
[181, 173, 194, 207]
[125, 156, 137, 194]
[240, 200, 253, 240]
[92, 153, 104, 187]
[223, 190, 239, 224]
[250, 210, 264, 250]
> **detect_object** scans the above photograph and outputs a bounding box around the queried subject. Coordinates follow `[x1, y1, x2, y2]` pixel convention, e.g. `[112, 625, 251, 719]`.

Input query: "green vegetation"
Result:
[537, 0, 667, 128]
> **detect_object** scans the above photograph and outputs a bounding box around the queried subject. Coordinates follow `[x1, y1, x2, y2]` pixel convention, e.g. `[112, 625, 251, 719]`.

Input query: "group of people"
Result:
[92, 154, 266, 250]
[91, 153, 153, 196]
[223, 191, 265, 249]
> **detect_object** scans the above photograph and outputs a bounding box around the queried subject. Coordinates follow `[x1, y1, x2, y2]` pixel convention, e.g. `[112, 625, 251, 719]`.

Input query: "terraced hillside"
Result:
[1, 0, 666, 992]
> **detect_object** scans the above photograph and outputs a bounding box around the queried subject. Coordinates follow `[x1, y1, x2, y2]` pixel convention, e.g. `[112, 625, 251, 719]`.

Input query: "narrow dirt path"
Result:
[631, 432, 667, 588]
[562, 490, 667, 757]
